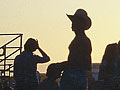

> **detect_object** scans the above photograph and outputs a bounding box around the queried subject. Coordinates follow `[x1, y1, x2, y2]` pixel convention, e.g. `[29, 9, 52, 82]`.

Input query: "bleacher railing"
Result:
[0, 33, 23, 77]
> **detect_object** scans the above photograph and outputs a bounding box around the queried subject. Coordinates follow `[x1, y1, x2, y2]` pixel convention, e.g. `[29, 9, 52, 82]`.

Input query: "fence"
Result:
[0, 33, 23, 77]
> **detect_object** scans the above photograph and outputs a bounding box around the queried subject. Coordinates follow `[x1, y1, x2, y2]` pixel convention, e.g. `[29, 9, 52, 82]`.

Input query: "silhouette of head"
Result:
[103, 43, 118, 62]
[46, 63, 62, 80]
[24, 38, 38, 52]
[67, 9, 92, 31]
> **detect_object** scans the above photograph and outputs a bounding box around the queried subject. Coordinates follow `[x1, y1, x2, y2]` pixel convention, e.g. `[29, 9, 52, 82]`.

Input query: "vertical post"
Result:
[8, 64, 10, 86]
[3, 45, 6, 77]
[20, 34, 23, 53]
[9, 65, 10, 77]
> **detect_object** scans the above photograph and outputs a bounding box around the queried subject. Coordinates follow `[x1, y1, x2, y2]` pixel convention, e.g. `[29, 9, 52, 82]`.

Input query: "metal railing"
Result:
[0, 33, 23, 77]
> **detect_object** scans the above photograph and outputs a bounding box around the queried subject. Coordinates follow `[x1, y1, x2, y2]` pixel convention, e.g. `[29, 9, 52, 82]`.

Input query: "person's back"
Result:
[14, 52, 26, 83]
[14, 51, 39, 86]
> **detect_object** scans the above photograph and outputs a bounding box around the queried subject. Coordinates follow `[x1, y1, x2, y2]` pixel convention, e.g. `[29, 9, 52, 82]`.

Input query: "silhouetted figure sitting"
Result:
[14, 38, 50, 90]
[40, 63, 62, 90]
[59, 9, 94, 90]
[98, 43, 120, 90]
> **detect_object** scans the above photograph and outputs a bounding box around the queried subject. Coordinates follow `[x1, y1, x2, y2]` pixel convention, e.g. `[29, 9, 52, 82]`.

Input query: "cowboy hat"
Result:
[67, 9, 92, 30]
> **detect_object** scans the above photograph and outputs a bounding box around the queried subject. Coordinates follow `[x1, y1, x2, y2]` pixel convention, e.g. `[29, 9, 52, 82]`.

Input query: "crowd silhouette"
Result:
[1, 8, 120, 90]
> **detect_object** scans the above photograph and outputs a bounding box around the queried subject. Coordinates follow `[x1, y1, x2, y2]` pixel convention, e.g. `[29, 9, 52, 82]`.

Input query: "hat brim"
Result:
[66, 14, 83, 22]
[66, 14, 92, 30]
[66, 14, 74, 21]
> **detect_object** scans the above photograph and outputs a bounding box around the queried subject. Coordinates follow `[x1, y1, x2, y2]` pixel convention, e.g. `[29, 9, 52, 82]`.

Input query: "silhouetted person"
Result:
[40, 63, 61, 90]
[14, 38, 50, 90]
[59, 9, 93, 90]
[98, 43, 120, 89]
[98, 43, 120, 80]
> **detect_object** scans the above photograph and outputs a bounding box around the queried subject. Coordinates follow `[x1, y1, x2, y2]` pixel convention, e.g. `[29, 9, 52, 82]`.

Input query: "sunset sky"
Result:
[0, 0, 120, 72]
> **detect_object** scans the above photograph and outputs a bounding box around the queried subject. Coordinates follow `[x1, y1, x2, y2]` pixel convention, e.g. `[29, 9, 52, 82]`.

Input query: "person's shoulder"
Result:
[15, 54, 21, 60]
[15, 51, 25, 60]
[83, 36, 91, 43]
[77, 35, 91, 42]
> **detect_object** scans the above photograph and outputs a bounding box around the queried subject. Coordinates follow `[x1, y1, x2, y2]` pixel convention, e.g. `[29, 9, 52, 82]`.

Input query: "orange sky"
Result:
[0, 0, 120, 72]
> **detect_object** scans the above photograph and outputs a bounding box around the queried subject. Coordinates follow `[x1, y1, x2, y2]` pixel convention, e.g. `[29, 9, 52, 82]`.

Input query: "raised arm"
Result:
[35, 40, 50, 63]
[38, 47, 50, 61]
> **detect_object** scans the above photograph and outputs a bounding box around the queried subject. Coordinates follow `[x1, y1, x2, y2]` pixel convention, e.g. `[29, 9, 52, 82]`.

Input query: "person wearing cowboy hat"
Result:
[58, 9, 94, 90]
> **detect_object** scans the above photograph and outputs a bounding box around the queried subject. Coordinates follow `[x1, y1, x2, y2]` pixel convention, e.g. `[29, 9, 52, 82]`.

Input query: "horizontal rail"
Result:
[0, 33, 23, 35]
[4, 47, 22, 49]
[0, 69, 13, 72]
[6, 66, 14, 71]
[0, 59, 15, 60]
[0, 64, 13, 72]
[0, 64, 12, 66]
[0, 35, 22, 49]
[0, 59, 5, 63]
[0, 48, 20, 63]
[6, 48, 20, 59]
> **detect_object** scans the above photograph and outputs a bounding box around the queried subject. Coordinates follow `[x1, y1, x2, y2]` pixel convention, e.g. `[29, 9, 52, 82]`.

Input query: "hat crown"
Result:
[66, 9, 92, 30]
[74, 9, 88, 17]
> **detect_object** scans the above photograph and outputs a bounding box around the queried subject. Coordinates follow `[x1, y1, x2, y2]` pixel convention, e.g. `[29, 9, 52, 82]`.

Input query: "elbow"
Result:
[45, 56, 50, 62]
[47, 56, 50, 61]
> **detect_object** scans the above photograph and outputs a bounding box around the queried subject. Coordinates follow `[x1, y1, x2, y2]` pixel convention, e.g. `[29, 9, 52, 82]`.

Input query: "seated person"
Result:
[98, 43, 120, 90]
[40, 63, 62, 90]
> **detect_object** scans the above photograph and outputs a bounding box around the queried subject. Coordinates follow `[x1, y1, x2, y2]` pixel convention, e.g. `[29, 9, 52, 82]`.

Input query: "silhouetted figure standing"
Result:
[59, 9, 93, 90]
[98, 43, 120, 90]
[14, 38, 50, 90]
